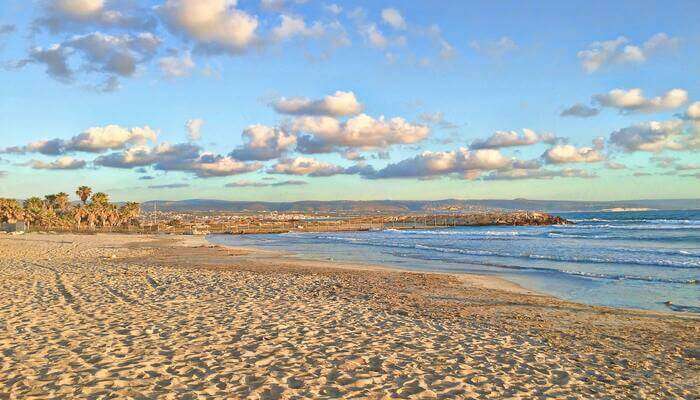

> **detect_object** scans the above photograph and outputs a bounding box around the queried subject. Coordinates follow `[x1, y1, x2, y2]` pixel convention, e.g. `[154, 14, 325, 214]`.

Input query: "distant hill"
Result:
[141, 198, 700, 213]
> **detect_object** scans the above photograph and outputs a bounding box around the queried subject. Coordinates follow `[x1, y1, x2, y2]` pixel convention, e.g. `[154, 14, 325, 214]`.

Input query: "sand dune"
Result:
[0, 233, 697, 399]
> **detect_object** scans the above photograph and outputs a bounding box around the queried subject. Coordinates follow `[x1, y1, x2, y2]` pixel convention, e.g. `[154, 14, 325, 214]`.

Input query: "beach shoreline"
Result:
[1, 233, 698, 398]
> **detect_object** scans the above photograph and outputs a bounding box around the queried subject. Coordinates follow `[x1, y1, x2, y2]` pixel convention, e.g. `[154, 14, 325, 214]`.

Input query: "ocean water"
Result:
[207, 210, 700, 313]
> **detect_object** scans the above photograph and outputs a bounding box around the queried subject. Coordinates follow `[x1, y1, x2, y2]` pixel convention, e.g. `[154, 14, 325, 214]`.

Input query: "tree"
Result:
[119, 202, 141, 226]
[73, 205, 88, 230]
[76, 186, 92, 204]
[91, 192, 109, 206]
[54, 192, 70, 214]
[0, 199, 24, 224]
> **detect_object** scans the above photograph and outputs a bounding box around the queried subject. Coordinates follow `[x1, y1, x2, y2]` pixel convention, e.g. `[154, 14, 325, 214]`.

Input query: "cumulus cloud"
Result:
[229, 124, 296, 161]
[293, 113, 429, 153]
[70, 125, 157, 152]
[185, 118, 204, 141]
[469, 37, 517, 58]
[271, 15, 324, 42]
[35, 0, 156, 33]
[470, 129, 557, 150]
[682, 101, 700, 120]
[225, 179, 307, 187]
[594, 88, 687, 114]
[542, 142, 605, 164]
[381, 8, 406, 30]
[270, 157, 347, 177]
[68, 32, 160, 75]
[158, 0, 259, 55]
[483, 168, 597, 180]
[370, 148, 512, 179]
[13, 32, 161, 89]
[95, 141, 262, 177]
[1, 125, 157, 155]
[577, 33, 680, 73]
[272, 91, 363, 117]
[560, 103, 600, 118]
[609, 120, 695, 152]
[93, 145, 160, 168]
[29, 156, 86, 170]
[159, 50, 195, 78]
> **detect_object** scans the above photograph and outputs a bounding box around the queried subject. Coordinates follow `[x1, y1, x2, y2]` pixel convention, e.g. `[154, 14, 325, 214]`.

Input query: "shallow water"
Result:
[208, 210, 700, 313]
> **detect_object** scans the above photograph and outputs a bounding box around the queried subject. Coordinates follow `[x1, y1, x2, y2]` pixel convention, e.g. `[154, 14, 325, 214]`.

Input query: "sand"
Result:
[0, 233, 697, 399]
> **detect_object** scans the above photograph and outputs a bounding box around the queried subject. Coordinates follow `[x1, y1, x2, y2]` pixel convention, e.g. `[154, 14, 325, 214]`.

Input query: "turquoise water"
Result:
[208, 210, 700, 313]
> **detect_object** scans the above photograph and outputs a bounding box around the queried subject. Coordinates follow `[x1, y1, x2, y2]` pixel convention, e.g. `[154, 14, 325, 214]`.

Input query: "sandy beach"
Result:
[0, 233, 697, 399]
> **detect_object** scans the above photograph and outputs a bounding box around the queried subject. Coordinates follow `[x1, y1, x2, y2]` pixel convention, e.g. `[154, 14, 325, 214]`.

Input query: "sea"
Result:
[207, 210, 700, 313]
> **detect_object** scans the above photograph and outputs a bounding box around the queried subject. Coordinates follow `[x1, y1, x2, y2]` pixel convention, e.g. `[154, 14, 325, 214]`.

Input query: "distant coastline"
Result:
[600, 207, 654, 212]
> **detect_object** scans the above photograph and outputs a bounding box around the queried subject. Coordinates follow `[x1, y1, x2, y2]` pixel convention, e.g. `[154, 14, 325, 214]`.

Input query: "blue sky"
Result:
[1, 0, 699, 202]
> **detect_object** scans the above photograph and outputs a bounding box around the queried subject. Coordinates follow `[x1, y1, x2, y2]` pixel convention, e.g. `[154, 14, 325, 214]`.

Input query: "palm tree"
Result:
[85, 204, 98, 229]
[54, 192, 70, 214]
[91, 192, 109, 206]
[119, 202, 141, 227]
[44, 194, 58, 210]
[0, 199, 24, 224]
[73, 205, 88, 230]
[76, 186, 92, 205]
[23, 197, 57, 227]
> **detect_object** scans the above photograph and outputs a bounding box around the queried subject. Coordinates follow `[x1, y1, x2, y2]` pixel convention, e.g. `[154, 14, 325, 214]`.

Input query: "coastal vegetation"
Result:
[0, 187, 140, 230]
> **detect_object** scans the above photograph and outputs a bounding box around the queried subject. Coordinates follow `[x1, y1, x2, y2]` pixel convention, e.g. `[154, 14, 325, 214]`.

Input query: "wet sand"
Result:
[0, 233, 697, 399]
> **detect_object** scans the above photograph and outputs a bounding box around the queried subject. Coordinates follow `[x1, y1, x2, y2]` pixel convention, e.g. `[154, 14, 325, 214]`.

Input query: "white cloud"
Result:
[683, 101, 700, 120]
[469, 37, 517, 58]
[361, 24, 388, 48]
[577, 33, 680, 73]
[96, 141, 262, 177]
[70, 125, 157, 152]
[15, 32, 161, 90]
[2, 125, 157, 155]
[29, 156, 86, 170]
[609, 120, 689, 152]
[159, 51, 196, 78]
[272, 91, 363, 117]
[293, 113, 429, 153]
[37, 0, 155, 33]
[270, 157, 346, 176]
[54, 0, 104, 18]
[271, 15, 324, 42]
[186, 118, 204, 141]
[542, 143, 605, 164]
[158, 0, 259, 54]
[371, 148, 512, 179]
[381, 8, 406, 30]
[560, 103, 600, 118]
[594, 88, 687, 114]
[470, 129, 557, 149]
[230, 124, 296, 161]
[324, 4, 342, 15]
[189, 155, 261, 177]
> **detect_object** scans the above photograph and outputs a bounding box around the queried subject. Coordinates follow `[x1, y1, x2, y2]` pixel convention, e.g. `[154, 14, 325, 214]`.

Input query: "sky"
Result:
[0, 0, 699, 202]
